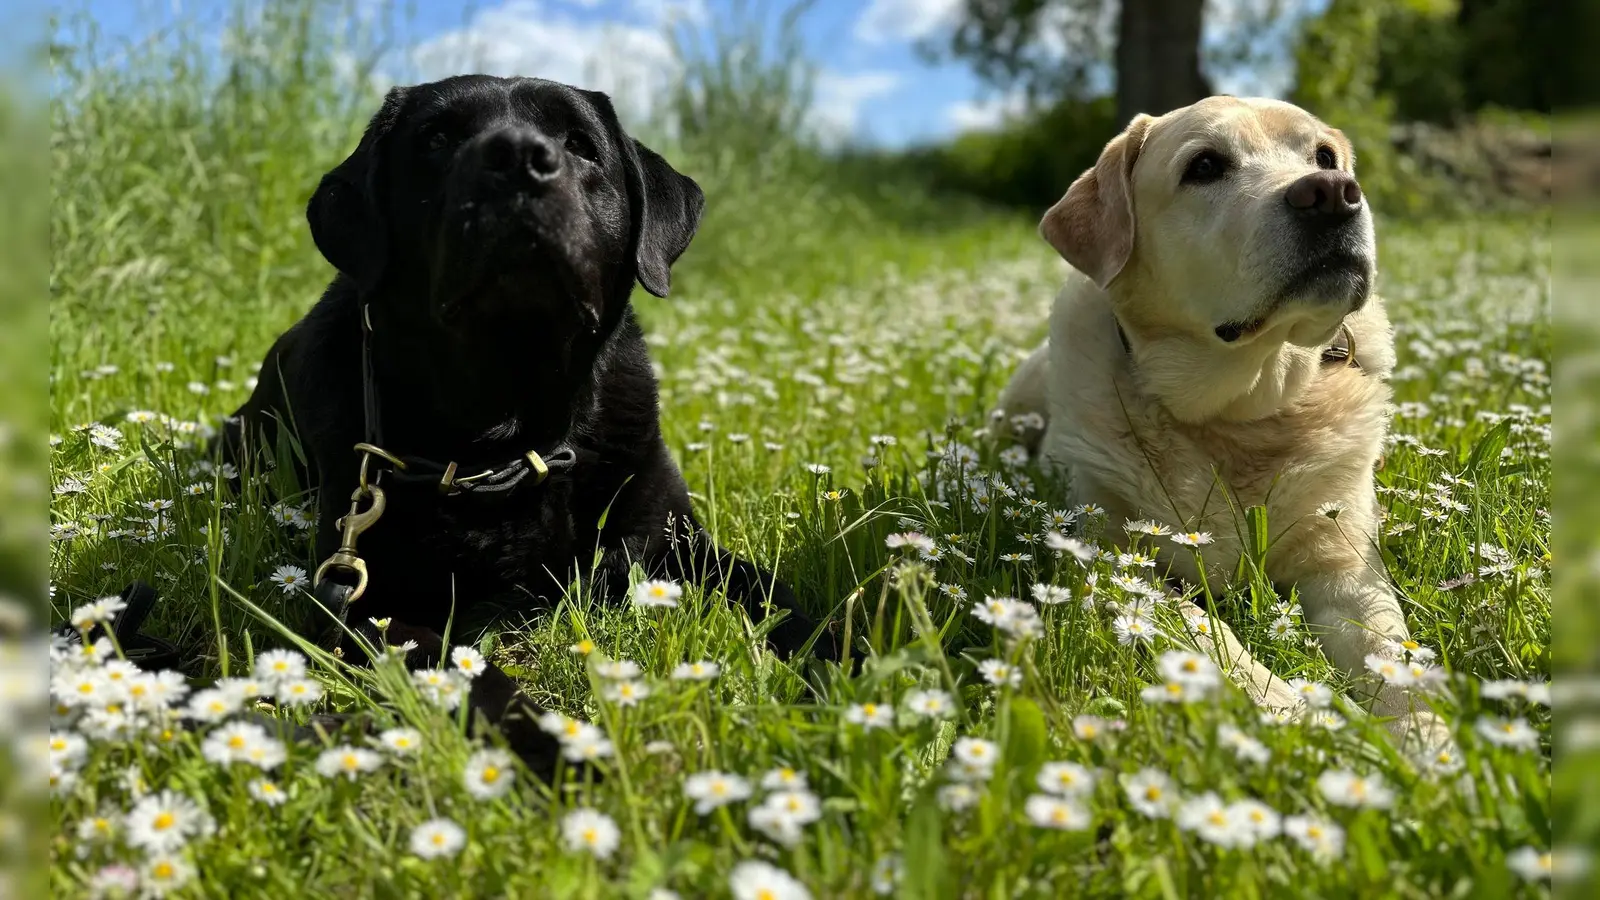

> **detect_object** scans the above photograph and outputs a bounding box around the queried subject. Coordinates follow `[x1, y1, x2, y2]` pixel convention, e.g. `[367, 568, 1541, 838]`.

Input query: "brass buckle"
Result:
[312, 482, 385, 603]
[526, 450, 549, 484]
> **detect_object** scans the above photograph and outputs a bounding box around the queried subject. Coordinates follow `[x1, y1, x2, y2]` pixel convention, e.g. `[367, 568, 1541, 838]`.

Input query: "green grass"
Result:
[37, 4, 1556, 898]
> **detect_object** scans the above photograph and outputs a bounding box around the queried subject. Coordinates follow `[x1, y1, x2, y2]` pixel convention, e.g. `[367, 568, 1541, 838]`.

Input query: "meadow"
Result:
[39, 5, 1553, 898]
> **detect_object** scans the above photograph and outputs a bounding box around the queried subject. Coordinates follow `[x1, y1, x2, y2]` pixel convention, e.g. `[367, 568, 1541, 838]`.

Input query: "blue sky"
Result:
[69, 0, 1317, 147]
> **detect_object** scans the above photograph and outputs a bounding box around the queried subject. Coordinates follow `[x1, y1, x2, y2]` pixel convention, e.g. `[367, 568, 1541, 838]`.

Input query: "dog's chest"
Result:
[1049, 368, 1387, 575]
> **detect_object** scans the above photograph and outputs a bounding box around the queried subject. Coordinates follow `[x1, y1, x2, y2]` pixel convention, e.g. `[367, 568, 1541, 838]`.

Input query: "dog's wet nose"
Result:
[481, 127, 562, 184]
[1285, 170, 1363, 221]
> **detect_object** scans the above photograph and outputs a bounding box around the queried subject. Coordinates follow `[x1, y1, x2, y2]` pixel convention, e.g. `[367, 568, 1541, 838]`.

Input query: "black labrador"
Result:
[224, 75, 835, 770]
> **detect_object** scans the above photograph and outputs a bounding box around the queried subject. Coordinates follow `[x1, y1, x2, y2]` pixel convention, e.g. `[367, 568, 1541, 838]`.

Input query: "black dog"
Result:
[225, 75, 835, 769]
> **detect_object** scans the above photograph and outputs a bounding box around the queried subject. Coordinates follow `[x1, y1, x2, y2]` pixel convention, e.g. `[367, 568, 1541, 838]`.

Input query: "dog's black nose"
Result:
[1285, 170, 1363, 222]
[480, 127, 562, 184]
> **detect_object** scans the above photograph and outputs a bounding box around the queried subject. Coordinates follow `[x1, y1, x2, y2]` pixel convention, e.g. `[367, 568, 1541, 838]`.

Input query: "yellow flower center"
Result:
[342, 754, 359, 770]
[482, 766, 501, 784]
[431, 833, 446, 846]
[758, 890, 777, 900]
[77, 682, 94, 694]
[228, 736, 247, 749]
[1051, 808, 1069, 824]
[862, 704, 877, 716]
[562, 721, 580, 737]
[575, 640, 595, 655]
[582, 828, 598, 845]
[1144, 787, 1162, 801]
[1207, 811, 1227, 826]
[152, 812, 175, 831]
[152, 862, 174, 880]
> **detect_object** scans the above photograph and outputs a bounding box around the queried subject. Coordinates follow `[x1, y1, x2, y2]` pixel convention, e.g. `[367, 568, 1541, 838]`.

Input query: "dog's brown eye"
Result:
[564, 132, 597, 162]
[422, 128, 453, 155]
[1181, 151, 1228, 185]
[1315, 146, 1337, 170]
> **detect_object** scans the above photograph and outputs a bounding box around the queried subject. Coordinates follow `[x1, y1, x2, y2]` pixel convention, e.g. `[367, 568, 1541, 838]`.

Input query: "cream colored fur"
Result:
[1000, 97, 1449, 749]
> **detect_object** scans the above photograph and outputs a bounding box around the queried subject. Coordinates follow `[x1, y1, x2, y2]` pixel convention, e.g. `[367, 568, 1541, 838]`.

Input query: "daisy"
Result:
[200, 721, 273, 768]
[268, 565, 308, 594]
[88, 865, 140, 897]
[761, 766, 807, 791]
[248, 779, 288, 806]
[409, 818, 467, 860]
[1385, 638, 1436, 662]
[870, 855, 903, 896]
[1283, 814, 1345, 861]
[253, 649, 307, 686]
[315, 745, 383, 781]
[49, 731, 88, 769]
[672, 660, 721, 681]
[1507, 846, 1551, 881]
[1036, 761, 1095, 797]
[844, 701, 894, 729]
[684, 771, 753, 814]
[594, 659, 642, 680]
[1045, 532, 1097, 564]
[904, 688, 955, 720]
[562, 808, 622, 859]
[1229, 799, 1281, 844]
[1112, 614, 1158, 645]
[1287, 678, 1333, 709]
[139, 854, 196, 895]
[1031, 583, 1072, 605]
[562, 728, 616, 763]
[1072, 715, 1111, 741]
[951, 737, 998, 771]
[1170, 531, 1213, 547]
[1316, 770, 1394, 809]
[1124, 768, 1176, 819]
[1415, 742, 1465, 777]
[570, 639, 596, 656]
[977, 659, 1022, 688]
[633, 579, 683, 608]
[1476, 716, 1540, 751]
[1177, 792, 1245, 848]
[377, 727, 423, 755]
[730, 860, 811, 900]
[936, 783, 981, 812]
[1024, 794, 1091, 830]
[185, 686, 246, 722]
[1218, 724, 1271, 765]
[748, 790, 822, 846]
[1306, 709, 1347, 731]
[124, 790, 214, 853]
[1267, 616, 1297, 641]
[1365, 653, 1417, 687]
[412, 669, 465, 710]
[464, 749, 517, 800]
[277, 677, 324, 707]
[449, 646, 486, 680]
[604, 679, 651, 707]
[1158, 651, 1220, 691]
[69, 596, 127, 631]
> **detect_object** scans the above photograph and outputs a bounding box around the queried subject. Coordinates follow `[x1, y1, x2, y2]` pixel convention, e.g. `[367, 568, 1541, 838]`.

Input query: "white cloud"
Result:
[945, 90, 1029, 133]
[403, 1, 693, 122]
[809, 70, 903, 143]
[854, 0, 963, 45]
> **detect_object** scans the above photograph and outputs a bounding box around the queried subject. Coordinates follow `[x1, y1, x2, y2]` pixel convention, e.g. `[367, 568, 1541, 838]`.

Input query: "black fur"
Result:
[225, 76, 835, 772]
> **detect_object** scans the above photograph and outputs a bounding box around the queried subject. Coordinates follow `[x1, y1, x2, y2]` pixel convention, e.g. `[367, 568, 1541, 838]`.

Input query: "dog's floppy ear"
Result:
[307, 86, 409, 291]
[623, 138, 705, 298]
[1039, 113, 1153, 289]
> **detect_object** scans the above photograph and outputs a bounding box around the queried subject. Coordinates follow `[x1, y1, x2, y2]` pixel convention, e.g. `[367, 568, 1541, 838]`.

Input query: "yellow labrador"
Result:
[999, 96, 1448, 748]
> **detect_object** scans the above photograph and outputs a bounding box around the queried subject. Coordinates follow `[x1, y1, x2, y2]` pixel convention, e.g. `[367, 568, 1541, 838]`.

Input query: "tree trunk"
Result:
[1115, 0, 1212, 127]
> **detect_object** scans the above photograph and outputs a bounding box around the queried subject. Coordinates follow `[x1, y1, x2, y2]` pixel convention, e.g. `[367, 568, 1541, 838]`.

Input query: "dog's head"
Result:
[308, 75, 702, 336]
[1041, 96, 1374, 350]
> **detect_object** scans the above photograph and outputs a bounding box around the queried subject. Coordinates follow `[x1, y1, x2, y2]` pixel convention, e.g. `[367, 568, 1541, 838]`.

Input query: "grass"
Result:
[35, 3, 1556, 898]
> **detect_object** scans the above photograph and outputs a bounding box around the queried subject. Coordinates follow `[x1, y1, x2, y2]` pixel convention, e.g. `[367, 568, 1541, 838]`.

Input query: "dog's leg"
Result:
[1296, 568, 1453, 749]
[996, 342, 1051, 454]
[1173, 599, 1302, 712]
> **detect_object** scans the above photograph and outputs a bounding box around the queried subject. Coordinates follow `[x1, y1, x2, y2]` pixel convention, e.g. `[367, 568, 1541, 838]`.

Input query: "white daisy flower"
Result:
[314, 746, 383, 781]
[1506, 846, 1551, 881]
[1124, 768, 1176, 819]
[633, 579, 683, 608]
[951, 737, 998, 775]
[1316, 770, 1395, 809]
[844, 701, 894, 729]
[1031, 583, 1072, 605]
[1476, 716, 1541, 751]
[1044, 532, 1097, 564]
[1072, 715, 1111, 741]
[684, 771, 753, 814]
[248, 779, 288, 806]
[730, 860, 811, 900]
[594, 659, 642, 680]
[449, 646, 487, 680]
[1284, 814, 1345, 861]
[561, 727, 616, 763]
[1024, 793, 1090, 830]
[253, 648, 308, 686]
[268, 565, 308, 594]
[277, 677, 324, 707]
[561, 808, 621, 859]
[409, 817, 467, 860]
[1218, 723, 1271, 765]
[1157, 651, 1220, 690]
[1036, 761, 1095, 797]
[69, 596, 127, 631]
[139, 853, 196, 895]
[603, 679, 651, 707]
[977, 659, 1021, 688]
[464, 749, 517, 800]
[870, 854, 903, 896]
[760, 766, 808, 791]
[1229, 799, 1282, 844]
[1287, 678, 1333, 709]
[1112, 614, 1158, 645]
[671, 660, 721, 681]
[124, 790, 214, 853]
[377, 728, 423, 755]
[904, 688, 955, 720]
[49, 731, 88, 769]
[1170, 531, 1213, 547]
[936, 782, 981, 812]
[185, 685, 246, 722]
